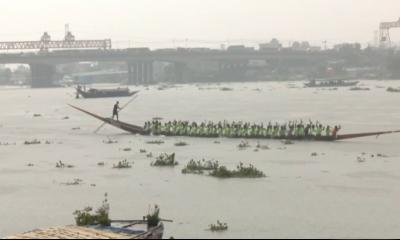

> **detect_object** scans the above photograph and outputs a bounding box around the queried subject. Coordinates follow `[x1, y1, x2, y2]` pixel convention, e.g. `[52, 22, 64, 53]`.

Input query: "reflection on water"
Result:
[1, 81, 400, 238]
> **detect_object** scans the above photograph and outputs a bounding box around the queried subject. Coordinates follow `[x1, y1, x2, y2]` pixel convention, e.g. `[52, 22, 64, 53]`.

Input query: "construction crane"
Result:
[380, 17, 400, 47]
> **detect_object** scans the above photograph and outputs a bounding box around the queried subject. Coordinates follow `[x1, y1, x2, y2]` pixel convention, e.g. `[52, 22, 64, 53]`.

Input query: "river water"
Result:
[1, 80, 400, 238]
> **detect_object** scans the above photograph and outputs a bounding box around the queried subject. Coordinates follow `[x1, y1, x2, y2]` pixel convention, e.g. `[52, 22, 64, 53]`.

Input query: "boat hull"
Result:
[304, 81, 359, 88]
[77, 88, 138, 99]
[68, 105, 400, 142]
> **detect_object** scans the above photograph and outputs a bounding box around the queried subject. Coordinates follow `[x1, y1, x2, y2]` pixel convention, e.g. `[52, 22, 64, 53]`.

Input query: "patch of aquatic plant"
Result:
[174, 141, 188, 147]
[146, 140, 165, 145]
[256, 142, 269, 150]
[27, 163, 34, 167]
[73, 193, 111, 227]
[146, 152, 153, 158]
[56, 160, 74, 169]
[145, 205, 161, 228]
[121, 147, 132, 152]
[357, 156, 366, 163]
[237, 141, 250, 149]
[103, 138, 118, 144]
[209, 221, 228, 232]
[182, 159, 219, 174]
[62, 178, 84, 186]
[220, 87, 233, 91]
[350, 87, 370, 91]
[24, 139, 41, 145]
[283, 140, 294, 145]
[140, 149, 147, 153]
[113, 159, 132, 169]
[33, 114, 42, 117]
[377, 153, 390, 158]
[151, 153, 178, 167]
[97, 162, 105, 167]
[0, 142, 16, 146]
[209, 163, 266, 178]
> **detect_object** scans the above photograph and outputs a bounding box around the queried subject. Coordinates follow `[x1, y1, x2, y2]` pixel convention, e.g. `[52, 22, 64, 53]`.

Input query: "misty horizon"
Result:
[0, 0, 400, 49]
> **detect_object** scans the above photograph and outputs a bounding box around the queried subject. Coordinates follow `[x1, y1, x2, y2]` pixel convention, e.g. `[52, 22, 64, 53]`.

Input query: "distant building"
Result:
[291, 41, 320, 52]
[259, 38, 282, 51]
[227, 45, 255, 52]
[333, 43, 362, 51]
[309, 46, 322, 52]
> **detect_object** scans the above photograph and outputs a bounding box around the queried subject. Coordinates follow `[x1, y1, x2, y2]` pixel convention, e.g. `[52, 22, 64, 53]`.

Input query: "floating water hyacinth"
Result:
[209, 221, 228, 232]
[113, 159, 132, 169]
[182, 159, 219, 175]
[151, 153, 178, 167]
[210, 162, 266, 178]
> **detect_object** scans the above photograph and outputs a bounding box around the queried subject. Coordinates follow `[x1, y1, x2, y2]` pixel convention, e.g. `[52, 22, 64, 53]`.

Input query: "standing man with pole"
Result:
[112, 101, 121, 121]
[94, 95, 138, 134]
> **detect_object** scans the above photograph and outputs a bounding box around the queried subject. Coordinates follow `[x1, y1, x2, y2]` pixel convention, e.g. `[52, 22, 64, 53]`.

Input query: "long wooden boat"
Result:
[76, 87, 138, 99]
[305, 80, 359, 88]
[5, 223, 163, 239]
[68, 104, 400, 142]
[5, 222, 164, 239]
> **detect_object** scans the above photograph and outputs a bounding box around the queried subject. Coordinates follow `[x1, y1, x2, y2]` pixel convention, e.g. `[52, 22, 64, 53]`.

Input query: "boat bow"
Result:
[68, 104, 148, 135]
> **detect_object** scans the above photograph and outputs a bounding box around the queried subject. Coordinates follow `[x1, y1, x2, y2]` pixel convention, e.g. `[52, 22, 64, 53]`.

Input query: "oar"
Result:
[94, 94, 139, 134]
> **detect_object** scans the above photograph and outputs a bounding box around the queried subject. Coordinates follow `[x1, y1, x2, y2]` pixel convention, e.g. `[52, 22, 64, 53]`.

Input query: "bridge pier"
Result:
[127, 62, 139, 85]
[147, 62, 154, 83]
[174, 62, 186, 82]
[218, 61, 248, 81]
[30, 63, 56, 88]
[137, 62, 143, 84]
[128, 61, 154, 85]
[143, 62, 149, 84]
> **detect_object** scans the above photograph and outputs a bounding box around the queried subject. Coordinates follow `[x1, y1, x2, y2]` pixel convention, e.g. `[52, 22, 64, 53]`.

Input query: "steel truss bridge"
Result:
[0, 39, 111, 51]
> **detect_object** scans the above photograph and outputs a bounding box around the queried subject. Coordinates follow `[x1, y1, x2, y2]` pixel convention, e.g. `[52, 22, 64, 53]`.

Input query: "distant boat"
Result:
[76, 86, 138, 99]
[387, 87, 400, 93]
[305, 79, 359, 88]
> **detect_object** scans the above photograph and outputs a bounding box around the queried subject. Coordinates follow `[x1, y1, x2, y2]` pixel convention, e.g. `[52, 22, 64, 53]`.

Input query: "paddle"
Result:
[94, 94, 139, 134]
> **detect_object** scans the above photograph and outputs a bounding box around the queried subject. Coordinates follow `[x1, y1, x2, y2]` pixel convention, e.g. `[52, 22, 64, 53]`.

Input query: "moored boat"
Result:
[305, 79, 359, 88]
[387, 87, 400, 93]
[68, 104, 400, 142]
[76, 86, 138, 99]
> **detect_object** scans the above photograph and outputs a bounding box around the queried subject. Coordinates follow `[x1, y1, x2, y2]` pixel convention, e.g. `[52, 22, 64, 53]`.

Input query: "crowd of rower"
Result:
[144, 120, 341, 138]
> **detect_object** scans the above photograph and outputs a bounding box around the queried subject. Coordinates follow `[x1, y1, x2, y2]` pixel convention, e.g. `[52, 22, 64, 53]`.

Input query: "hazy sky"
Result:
[1, 0, 400, 48]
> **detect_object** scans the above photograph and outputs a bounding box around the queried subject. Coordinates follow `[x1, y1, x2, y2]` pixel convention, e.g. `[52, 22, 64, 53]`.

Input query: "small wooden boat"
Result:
[387, 87, 400, 93]
[305, 79, 359, 88]
[76, 86, 138, 99]
[68, 104, 400, 142]
[5, 221, 164, 239]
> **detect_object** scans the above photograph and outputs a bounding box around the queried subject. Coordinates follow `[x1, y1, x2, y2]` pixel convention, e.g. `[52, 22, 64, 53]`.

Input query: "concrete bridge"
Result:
[0, 49, 336, 87]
